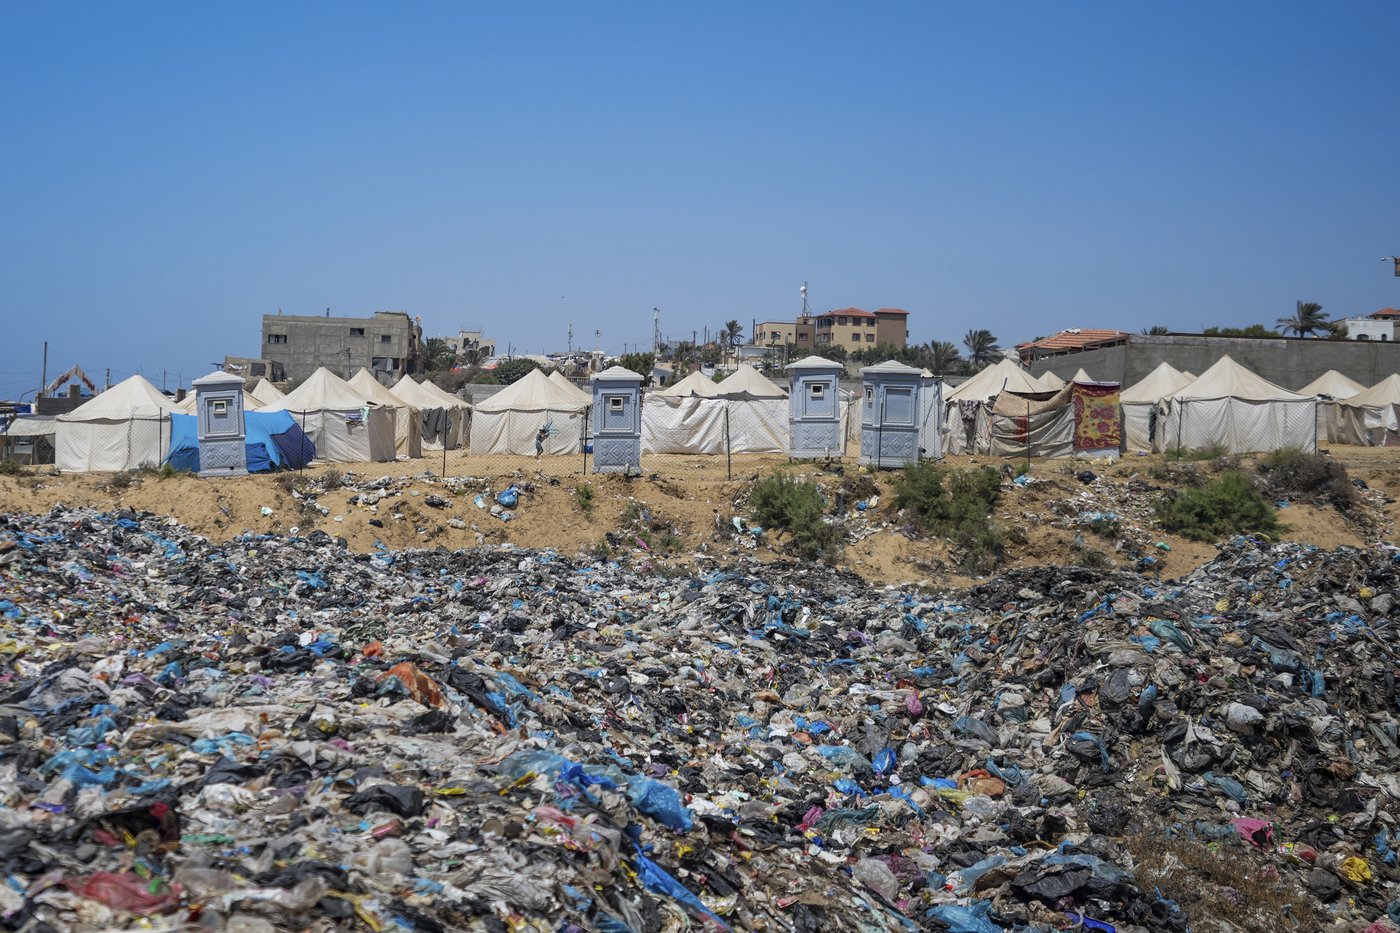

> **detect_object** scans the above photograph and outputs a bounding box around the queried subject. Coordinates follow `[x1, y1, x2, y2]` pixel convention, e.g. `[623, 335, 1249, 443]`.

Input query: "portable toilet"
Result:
[591, 365, 643, 473]
[191, 370, 248, 476]
[859, 360, 923, 468]
[787, 356, 844, 457]
[918, 369, 943, 460]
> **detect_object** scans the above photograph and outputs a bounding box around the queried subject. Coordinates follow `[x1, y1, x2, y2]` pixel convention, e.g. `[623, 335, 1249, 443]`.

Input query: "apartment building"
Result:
[813, 308, 909, 350]
[261, 310, 424, 383]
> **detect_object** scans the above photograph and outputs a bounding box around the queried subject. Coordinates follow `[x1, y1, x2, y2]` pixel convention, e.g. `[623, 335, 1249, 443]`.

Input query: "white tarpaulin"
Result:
[349, 369, 422, 459]
[55, 375, 178, 472]
[392, 376, 466, 450]
[1037, 370, 1066, 389]
[1159, 355, 1316, 454]
[258, 368, 395, 463]
[641, 396, 788, 454]
[1121, 362, 1194, 452]
[469, 368, 588, 455]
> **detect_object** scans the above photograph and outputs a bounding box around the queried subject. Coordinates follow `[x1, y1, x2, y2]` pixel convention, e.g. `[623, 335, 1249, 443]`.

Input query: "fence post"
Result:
[724, 405, 732, 481]
[581, 408, 590, 475]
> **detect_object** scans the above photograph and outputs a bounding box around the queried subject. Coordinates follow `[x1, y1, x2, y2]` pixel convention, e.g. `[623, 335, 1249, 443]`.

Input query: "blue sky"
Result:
[2, 2, 1398, 394]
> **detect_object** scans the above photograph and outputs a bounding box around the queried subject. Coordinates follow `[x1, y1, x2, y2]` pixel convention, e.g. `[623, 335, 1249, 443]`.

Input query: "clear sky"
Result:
[2, 2, 1398, 395]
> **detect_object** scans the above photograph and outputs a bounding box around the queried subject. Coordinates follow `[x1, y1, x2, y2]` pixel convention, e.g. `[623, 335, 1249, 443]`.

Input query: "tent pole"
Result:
[1025, 396, 1031, 473]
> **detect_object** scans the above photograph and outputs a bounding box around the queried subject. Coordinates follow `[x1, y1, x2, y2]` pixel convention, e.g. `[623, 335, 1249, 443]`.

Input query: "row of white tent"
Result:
[50, 369, 473, 472]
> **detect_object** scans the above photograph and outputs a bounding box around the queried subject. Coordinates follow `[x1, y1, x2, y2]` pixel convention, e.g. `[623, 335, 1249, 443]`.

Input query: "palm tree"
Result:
[963, 329, 1000, 369]
[926, 340, 962, 374]
[1276, 301, 1329, 337]
[459, 346, 485, 368]
[424, 338, 458, 371]
[1140, 325, 1170, 335]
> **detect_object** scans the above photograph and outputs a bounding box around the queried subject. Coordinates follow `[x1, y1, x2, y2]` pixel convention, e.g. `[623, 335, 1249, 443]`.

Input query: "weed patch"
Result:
[1125, 834, 1319, 933]
[748, 472, 843, 561]
[1257, 448, 1359, 514]
[576, 483, 594, 516]
[894, 464, 1003, 574]
[1155, 471, 1281, 541]
[0, 460, 22, 476]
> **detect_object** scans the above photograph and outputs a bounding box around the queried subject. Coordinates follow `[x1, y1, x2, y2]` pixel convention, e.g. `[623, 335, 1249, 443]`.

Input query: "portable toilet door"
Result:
[786, 356, 844, 457]
[918, 371, 943, 460]
[590, 365, 643, 474]
[191, 370, 248, 476]
[859, 360, 923, 468]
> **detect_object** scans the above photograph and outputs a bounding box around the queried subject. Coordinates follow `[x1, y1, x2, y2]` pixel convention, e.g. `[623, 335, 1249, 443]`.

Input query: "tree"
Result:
[722, 320, 744, 345]
[1276, 301, 1329, 337]
[823, 343, 848, 362]
[459, 346, 486, 368]
[616, 352, 655, 383]
[423, 338, 457, 372]
[963, 329, 1000, 369]
[491, 358, 547, 385]
[1204, 324, 1275, 337]
[1140, 325, 1170, 335]
[926, 340, 962, 374]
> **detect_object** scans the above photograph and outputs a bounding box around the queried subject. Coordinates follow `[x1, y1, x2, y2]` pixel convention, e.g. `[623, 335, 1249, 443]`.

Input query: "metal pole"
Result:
[724, 406, 732, 481]
[40, 341, 47, 403]
[582, 407, 589, 475]
[442, 423, 448, 477]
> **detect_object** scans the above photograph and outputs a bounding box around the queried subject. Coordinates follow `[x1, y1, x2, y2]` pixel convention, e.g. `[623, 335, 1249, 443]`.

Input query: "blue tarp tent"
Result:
[166, 411, 315, 473]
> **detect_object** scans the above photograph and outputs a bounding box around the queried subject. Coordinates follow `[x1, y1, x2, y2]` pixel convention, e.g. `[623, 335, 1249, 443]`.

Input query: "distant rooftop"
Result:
[1016, 329, 1130, 357]
[1370, 307, 1400, 319]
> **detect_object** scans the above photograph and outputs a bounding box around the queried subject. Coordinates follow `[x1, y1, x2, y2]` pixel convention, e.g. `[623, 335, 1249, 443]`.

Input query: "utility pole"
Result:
[105, 368, 111, 390]
[40, 341, 47, 401]
[568, 322, 573, 355]
[653, 307, 661, 357]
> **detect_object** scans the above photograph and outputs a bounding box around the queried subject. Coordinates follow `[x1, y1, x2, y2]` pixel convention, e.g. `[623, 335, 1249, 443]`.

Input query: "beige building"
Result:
[814, 308, 909, 350]
[754, 321, 799, 347]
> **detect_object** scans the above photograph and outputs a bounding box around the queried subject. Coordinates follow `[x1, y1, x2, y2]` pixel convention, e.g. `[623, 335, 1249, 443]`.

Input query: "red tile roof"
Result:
[819, 308, 876, 319]
[873, 308, 909, 316]
[1016, 329, 1131, 356]
[1370, 307, 1400, 319]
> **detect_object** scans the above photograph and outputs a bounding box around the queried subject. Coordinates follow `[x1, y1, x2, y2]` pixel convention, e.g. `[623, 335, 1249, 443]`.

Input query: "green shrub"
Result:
[748, 472, 843, 561]
[576, 483, 594, 516]
[0, 459, 21, 476]
[1257, 448, 1358, 514]
[894, 464, 1004, 574]
[1155, 470, 1282, 541]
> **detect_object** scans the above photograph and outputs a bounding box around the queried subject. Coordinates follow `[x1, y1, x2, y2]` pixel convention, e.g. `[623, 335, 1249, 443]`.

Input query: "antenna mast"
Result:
[653, 307, 661, 356]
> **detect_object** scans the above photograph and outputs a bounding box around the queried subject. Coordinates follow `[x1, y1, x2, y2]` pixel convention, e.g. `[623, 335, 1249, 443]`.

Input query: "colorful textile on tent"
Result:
[1072, 384, 1121, 451]
[165, 412, 315, 472]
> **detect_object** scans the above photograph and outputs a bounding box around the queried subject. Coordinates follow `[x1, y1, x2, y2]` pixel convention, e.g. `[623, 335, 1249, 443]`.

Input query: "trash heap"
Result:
[1, 506, 1399, 932]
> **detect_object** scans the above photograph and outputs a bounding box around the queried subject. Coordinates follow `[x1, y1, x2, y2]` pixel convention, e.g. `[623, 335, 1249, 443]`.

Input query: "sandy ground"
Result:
[1, 444, 1395, 587]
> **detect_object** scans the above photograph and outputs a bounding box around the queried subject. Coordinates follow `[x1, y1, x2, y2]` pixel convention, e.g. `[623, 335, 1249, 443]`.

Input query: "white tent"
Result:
[249, 379, 285, 405]
[653, 370, 719, 398]
[1330, 374, 1400, 446]
[1159, 355, 1316, 454]
[943, 359, 1045, 454]
[1070, 368, 1096, 384]
[415, 378, 473, 411]
[1298, 370, 1364, 400]
[258, 368, 395, 463]
[1121, 362, 1195, 452]
[1037, 370, 1066, 390]
[348, 369, 422, 459]
[392, 376, 466, 450]
[1298, 370, 1365, 445]
[548, 370, 595, 406]
[469, 368, 589, 455]
[174, 391, 263, 415]
[55, 375, 179, 472]
[713, 364, 787, 399]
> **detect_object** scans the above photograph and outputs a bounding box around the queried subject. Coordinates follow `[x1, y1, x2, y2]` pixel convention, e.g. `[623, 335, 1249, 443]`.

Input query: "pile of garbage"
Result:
[2, 506, 1399, 931]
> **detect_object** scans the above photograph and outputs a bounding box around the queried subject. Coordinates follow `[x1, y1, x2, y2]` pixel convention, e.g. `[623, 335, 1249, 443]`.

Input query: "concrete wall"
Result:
[1030, 334, 1400, 392]
[263, 312, 421, 383]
